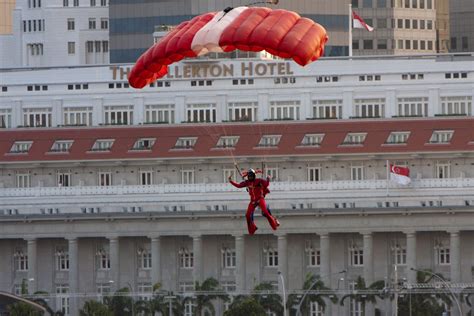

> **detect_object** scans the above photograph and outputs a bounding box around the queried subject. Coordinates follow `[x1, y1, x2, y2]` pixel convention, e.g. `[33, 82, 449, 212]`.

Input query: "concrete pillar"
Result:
[150, 236, 162, 286]
[216, 94, 227, 122]
[26, 238, 37, 293]
[109, 237, 120, 291]
[450, 231, 461, 283]
[319, 233, 331, 286]
[302, 91, 312, 119]
[192, 235, 203, 284]
[277, 234, 288, 293]
[92, 98, 103, 126]
[68, 237, 79, 316]
[257, 93, 269, 121]
[134, 97, 144, 125]
[385, 89, 396, 118]
[406, 231, 417, 284]
[363, 233, 374, 316]
[234, 234, 246, 293]
[175, 95, 186, 123]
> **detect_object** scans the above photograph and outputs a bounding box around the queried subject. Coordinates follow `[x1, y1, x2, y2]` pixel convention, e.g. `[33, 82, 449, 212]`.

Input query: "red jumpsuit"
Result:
[230, 177, 278, 235]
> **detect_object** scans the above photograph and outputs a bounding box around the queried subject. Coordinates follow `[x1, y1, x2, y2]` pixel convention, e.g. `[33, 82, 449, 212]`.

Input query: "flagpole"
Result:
[386, 160, 389, 196]
[348, 3, 353, 57]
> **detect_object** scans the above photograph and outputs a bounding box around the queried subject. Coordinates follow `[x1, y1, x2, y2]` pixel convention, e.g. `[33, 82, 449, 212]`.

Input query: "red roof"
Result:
[0, 118, 473, 163]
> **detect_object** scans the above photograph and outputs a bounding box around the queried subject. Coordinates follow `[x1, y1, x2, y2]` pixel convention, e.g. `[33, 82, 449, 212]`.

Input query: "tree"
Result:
[79, 300, 113, 316]
[193, 277, 229, 316]
[287, 273, 338, 316]
[7, 302, 43, 316]
[136, 283, 169, 316]
[104, 287, 133, 316]
[224, 297, 267, 316]
[252, 282, 283, 316]
[339, 276, 386, 314]
[398, 270, 451, 316]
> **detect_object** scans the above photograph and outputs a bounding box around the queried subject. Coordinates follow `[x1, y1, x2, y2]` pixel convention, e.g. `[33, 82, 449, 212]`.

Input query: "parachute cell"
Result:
[128, 6, 328, 89]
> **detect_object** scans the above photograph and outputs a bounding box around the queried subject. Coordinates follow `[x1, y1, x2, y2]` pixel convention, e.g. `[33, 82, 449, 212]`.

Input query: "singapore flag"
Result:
[390, 164, 411, 186]
[353, 11, 374, 32]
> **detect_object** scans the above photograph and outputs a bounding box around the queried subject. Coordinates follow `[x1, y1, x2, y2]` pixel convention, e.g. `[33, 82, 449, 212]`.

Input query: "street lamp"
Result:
[278, 271, 287, 316]
[296, 270, 347, 316]
[410, 268, 462, 316]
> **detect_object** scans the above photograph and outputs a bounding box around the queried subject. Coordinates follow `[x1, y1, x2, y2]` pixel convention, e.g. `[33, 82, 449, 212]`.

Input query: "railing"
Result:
[0, 178, 473, 198]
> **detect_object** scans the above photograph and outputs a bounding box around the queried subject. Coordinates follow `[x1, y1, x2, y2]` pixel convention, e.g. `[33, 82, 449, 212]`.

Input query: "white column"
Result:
[216, 94, 227, 122]
[12, 100, 22, 128]
[363, 233, 374, 316]
[134, 97, 144, 125]
[234, 234, 246, 293]
[277, 234, 288, 293]
[450, 231, 461, 283]
[150, 236, 162, 286]
[406, 231, 417, 284]
[68, 237, 79, 316]
[175, 95, 186, 123]
[428, 88, 440, 116]
[385, 89, 396, 118]
[257, 93, 269, 121]
[92, 97, 103, 126]
[192, 235, 203, 284]
[26, 238, 37, 293]
[342, 90, 353, 119]
[109, 237, 120, 291]
[319, 233, 331, 286]
[301, 91, 312, 119]
[52, 99, 62, 127]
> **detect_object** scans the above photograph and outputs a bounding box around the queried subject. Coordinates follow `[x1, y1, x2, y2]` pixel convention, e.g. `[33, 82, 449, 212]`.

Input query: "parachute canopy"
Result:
[128, 6, 329, 89]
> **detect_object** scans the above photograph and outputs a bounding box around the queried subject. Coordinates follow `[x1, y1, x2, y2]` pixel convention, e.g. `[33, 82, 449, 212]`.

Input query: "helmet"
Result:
[247, 169, 256, 180]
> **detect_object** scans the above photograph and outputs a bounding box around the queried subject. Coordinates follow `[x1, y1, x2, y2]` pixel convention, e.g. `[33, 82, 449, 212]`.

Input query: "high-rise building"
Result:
[110, 0, 444, 63]
[0, 0, 109, 68]
[0, 0, 16, 34]
[449, 0, 474, 52]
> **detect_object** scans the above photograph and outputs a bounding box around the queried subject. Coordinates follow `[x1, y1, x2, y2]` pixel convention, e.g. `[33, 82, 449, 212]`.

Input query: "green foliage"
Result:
[7, 302, 43, 316]
[104, 287, 133, 316]
[287, 273, 337, 316]
[193, 277, 229, 316]
[79, 300, 113, 316]
[224, 297, 267, 316]
[339, 276, 386, 312]
[252, 282, 283, 316]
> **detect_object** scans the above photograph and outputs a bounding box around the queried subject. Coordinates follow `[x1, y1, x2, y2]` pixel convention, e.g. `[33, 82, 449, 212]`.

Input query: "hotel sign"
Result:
[110, 61, 294, 81]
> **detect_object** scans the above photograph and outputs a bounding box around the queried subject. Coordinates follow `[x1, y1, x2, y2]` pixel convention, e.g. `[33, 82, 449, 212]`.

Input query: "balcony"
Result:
[0, 178, 473, 198]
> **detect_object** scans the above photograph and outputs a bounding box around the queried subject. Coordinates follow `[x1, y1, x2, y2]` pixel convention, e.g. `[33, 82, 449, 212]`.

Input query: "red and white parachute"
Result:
[128, 6, 329, 89]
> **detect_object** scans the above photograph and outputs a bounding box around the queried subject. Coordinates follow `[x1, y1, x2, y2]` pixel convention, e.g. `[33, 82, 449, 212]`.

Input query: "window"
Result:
[349, 244, 364, 266]
[363, 0, 372, 7]
[16, 173, 31, 188]
[23, 108, 52, 127]
[377, 0, 386, 7]
[98, 172, 112, 186]
[427, 20, 432, 30]
[90, 0, 96, 5]
[427, 0, 432, 9]
[56, 284, 70, 315]
[306, 247, 321, 267]
[51, 140, 73, 153]
[440, 96, 472, 115]
[145, 104, 174, 124]
[63, 107, 93, 126]
[186, 103, 216, 123]
[179, 281, 194, 292]
[377, 39, 388, 49]
[55, 248, 69, 271]
[57, 171, 72, 187]
[100, 0, 106, 5]
[0, 109, 12, 128]
[103, 41, 109, 53]
[301, 134, 324, 146]
[10, 141, 32, 153]
[392, 246, 406, 265]
[68, 42, 75, 54]
[137, 248, 152, 269]
[397, 97, 428, 117]
[351, 165, 364, 181]
[264, 247, 278, 267]
[97, 283, 111, 302]
[354, 98, 385, 118]
[73, 0, 79, 6]
[343, 133, 367, 145]
[363, 39, 373, 50]
[100, 18, 108, 29]
[179, 248, 193, 268]
[312, 99, 343, 119]
[386, 132, 410, 144]
[258, 135, 281, 147]
[437, 247, 450, 265]
[307, 167, 322, 182]
[216, 136, 239, 148]
[92, 139, 114, 151]
[228, 102, 257, 122]
[181, 170, 195, 184]
[139, 170, 153, 185]
[429, 131, 453, 144]
[104, 105, 133, 125]
[14, 250, 28, 271]
[352, 40, 359, 50]
[269, 101, 300, 120]
[132, 138, 156, 150]
[222, 247, 236, 268]
[96, 247, 110, 270]
[352, 0, 359, 7]
[350, 299, 363, 316]
[436, 162, 450, 179]
[266, 167, 279, 181]
[175, 137, 197, 149]
[67, 18, 75, 30]
[184, 301, 195, 316]
[310, 301, 324, 316]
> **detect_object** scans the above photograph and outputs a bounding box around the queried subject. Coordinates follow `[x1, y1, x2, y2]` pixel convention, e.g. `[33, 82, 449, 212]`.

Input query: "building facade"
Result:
[0, 0, 109, 68]
[0, 54, 473, 316]
[449, 0, 474, 53]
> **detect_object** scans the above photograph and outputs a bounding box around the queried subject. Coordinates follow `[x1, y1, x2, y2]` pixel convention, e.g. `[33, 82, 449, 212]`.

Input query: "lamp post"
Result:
[125, 282, 135, 316]
[295, 270, 347, 316]
[410, 268, 462, 316]
[278, 271, 287, 316]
